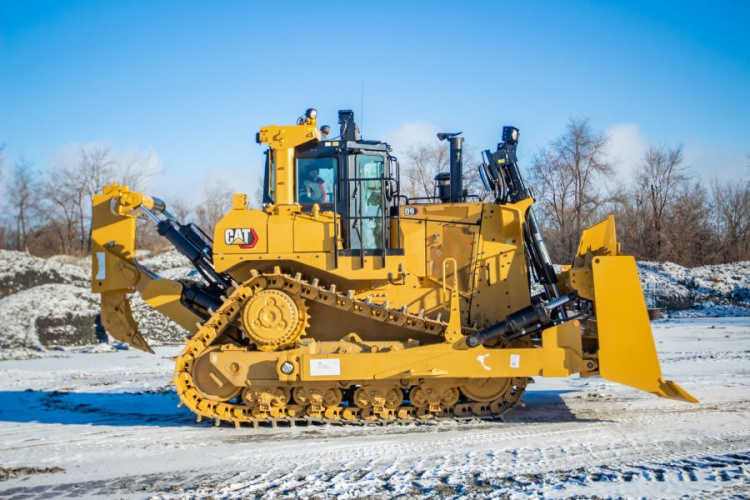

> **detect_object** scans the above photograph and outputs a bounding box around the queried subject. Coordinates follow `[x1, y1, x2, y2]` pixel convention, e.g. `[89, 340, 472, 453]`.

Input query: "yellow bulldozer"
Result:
[90, 108, 696, 426]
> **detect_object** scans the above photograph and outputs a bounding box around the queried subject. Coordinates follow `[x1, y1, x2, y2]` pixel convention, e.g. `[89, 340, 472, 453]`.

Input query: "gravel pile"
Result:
[639, 261, 750, 313]
[0, 250, 89, 298]
[0, 250, 193, 352]
[0, 248, 747, 353]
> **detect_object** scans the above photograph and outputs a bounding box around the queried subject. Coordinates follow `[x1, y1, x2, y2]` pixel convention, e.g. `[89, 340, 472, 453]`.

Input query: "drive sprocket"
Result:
[240, 288, 309, 351]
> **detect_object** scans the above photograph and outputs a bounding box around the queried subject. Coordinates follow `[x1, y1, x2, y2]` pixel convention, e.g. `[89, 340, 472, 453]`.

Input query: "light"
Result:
[502, 126, 520, 145]
[306, 108, 317, 120]
[280, 361, 294, 375]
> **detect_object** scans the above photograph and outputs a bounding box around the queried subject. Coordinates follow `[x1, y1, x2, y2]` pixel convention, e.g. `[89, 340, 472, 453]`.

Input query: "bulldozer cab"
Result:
[261, 109, 403, 256]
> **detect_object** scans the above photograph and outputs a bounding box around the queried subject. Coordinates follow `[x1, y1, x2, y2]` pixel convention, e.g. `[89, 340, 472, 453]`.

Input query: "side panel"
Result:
[293, 214, 336, 253]
[400, 217, 426, 277]
[426, 222, 478, 293]
[470, 203, 531, 328]
[214, 207, 269, 256]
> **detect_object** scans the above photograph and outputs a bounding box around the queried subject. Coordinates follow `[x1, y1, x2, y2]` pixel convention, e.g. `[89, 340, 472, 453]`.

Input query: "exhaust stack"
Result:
[339, 110, 361, 141]
[438, 132, 463, 202]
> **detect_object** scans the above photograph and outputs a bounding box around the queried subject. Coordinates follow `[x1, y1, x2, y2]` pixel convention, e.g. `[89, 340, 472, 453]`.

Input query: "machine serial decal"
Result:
[310, 359, 341, 376]
[510, 354, 521, 369]
[225, 228, 258, 249]
[476, 354, 491, 371]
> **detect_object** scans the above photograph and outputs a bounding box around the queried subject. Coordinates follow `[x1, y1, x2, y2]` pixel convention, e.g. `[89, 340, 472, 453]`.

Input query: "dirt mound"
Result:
[0, 283, 190, 350]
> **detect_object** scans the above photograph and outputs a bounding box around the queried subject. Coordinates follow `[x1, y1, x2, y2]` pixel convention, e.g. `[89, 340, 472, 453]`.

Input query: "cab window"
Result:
[349, 154, 385, 250]
[297, 157, 337, 207]
[263, 150, 275, 204]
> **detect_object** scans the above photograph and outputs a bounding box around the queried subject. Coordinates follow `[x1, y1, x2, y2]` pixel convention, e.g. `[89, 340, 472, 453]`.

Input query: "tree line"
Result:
[0, 144, 234, 257]
[526, 119, 749, 266]
[1, 125, 748, 267]
[398, 121, 749, 267]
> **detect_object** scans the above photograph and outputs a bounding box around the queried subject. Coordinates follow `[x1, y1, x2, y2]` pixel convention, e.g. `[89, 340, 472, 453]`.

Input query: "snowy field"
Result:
[1, 318, 749, 499]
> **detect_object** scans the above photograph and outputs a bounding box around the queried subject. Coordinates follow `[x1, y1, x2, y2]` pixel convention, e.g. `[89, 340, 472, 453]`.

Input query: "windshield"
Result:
[297, 157, 337, 205]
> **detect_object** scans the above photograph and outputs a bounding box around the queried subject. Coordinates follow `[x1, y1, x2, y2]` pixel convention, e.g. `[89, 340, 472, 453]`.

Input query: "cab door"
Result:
[348, 154, 386, 252]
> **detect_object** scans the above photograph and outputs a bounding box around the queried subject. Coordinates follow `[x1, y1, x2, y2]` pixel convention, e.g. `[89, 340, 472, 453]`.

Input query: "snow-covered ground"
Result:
[1, 317, 748, 499]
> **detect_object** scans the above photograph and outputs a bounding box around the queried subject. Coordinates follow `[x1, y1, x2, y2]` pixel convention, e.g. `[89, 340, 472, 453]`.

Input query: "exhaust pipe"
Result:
[338, 110, 361, 141]
[437, 132, 463, 202]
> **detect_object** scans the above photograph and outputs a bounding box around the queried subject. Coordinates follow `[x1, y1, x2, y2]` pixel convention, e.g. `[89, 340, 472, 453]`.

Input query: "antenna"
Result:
[360, 81, 364, 132]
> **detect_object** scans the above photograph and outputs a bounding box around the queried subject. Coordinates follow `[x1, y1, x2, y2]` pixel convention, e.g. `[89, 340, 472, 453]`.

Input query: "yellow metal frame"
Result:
[568, 217, 697, 402]
[202, 321, 587, 387]
[257, 123, 321, 209]
[91, 183, 202, 352]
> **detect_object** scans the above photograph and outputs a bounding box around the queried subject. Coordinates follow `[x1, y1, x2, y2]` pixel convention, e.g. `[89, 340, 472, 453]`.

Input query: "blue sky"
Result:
[1, 1, 748, 201]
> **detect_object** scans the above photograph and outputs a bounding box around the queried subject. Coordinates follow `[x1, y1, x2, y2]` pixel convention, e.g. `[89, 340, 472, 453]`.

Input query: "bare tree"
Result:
[528, 118, 614, 262]
[168, 198, 195, 224]
[68, 145, 115, 252]
[32, 144, 163, 255]
[4, 158, 38, 251]
[400, 142, 486, 201]
[633, 145, 689, 259]
[711, 178, 750, 262]
[401, 143, 448, 199]
[195, 180, 233, 230]
[118, 149, 162, 191]
[661, 181, 714, 265]
[38, 164, 83, 254]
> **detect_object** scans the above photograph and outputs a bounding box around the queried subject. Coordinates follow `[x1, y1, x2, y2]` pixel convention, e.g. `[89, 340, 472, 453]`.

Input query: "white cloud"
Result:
[382, 120, 442, 158]
[605, 123, 649, 185]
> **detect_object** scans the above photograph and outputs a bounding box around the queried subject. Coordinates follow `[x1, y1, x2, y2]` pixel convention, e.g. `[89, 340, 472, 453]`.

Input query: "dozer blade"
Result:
[591, 256, 697, 402]
[100, 291, 154, 353]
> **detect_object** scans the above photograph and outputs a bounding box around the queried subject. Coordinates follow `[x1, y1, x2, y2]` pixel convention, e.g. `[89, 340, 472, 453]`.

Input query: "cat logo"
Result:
[224, 228, 258, 249]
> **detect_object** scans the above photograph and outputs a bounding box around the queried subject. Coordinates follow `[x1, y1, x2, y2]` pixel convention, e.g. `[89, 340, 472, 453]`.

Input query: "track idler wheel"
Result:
[191, 350, 242, 402]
